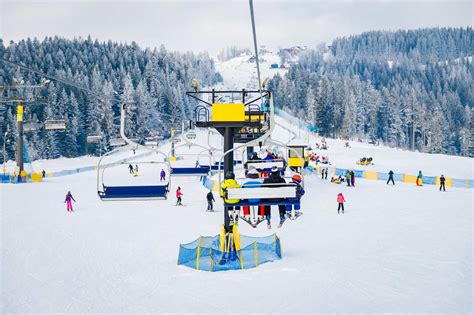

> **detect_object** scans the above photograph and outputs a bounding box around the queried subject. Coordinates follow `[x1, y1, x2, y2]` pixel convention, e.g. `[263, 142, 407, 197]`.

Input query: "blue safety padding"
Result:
[99, 185, 169, 199]
[335, 168, 346, 176]
[1, 174, 10, 183]
[225, 199, 300, 207]
[423, 176, 436, 185]
[171, 167, 210, 175]
[353, 170, 364, 178]
[335, 168, 363, 178]
[378, 172, 403, 181]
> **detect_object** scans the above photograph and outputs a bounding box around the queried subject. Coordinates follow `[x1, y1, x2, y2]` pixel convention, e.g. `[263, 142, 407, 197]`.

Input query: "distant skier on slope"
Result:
[176, 186, 183, 205]
[387, 170, 395, 185]
[337, 192, 345, 214]
[206, 190, 215, 211]
[128, 164, 133, 174]
[133, 165, 139, 177]
[345, 171, 351, 186]
[439, 175, 446, 191]
[65, 191, 76, 212]
[416, 170, 423, 186]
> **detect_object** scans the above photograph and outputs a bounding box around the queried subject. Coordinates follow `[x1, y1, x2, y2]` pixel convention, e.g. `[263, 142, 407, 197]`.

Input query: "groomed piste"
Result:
[178, 232, 281, 271]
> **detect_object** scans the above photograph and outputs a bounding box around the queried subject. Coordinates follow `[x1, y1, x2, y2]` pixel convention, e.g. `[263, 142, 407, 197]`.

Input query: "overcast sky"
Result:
[1, 0, 472, 56]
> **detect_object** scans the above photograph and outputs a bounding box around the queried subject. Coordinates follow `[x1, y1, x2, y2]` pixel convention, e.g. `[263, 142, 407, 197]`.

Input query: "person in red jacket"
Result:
[337, 192, 345, 214]
[176, 186, 183, 205]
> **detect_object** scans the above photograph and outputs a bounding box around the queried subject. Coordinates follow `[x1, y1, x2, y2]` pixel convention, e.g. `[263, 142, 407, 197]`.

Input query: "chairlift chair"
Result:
[44, 119, 66, 131]
[97, 145, 171, 201]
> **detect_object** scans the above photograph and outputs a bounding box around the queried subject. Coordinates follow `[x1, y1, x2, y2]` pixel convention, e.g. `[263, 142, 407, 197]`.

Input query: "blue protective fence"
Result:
[275, 107, 317, 132]
[178, 234, 281, 272]
[310, 165, 473, 188]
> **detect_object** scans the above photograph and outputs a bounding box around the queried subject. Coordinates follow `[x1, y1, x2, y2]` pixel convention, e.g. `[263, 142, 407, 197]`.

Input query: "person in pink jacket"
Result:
[176, 186, 183, 206]
[65, 191, 76, 212]
[337, 192, 345, 214]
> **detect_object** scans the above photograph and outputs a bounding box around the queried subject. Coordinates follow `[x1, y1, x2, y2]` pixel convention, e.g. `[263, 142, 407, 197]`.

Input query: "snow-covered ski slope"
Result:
[214, 52, 288, 90]
[2, 54, 473, 313]
[2, 121, 473, 313]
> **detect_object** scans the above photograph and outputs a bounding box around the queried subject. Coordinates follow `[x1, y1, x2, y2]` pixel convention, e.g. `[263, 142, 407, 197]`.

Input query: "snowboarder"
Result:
[128, 164, 133, 174]
[350, 170, 355, 187]
[65, 191, 76, 212]
[416, 170, 423, 186]
[176, 186, 183, 205]
[337, 192, 345, 214]
[220, 171, 241, 227]
[263, 166, 287, 228]
[206, 190, 215, 211]
[387, 170, 395, 185]
[439, 175, 446, 191]
[160, 169, 166, 181]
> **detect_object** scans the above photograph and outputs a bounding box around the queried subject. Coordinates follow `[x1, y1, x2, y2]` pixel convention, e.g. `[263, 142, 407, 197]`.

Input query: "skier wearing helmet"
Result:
[220, 171, 241, 227]
[285, 173, 305, 221]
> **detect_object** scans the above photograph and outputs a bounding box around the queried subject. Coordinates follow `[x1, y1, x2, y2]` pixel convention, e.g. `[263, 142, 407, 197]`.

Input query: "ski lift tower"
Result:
[0, 78, 51, 172]
[186, 85, 271, 231]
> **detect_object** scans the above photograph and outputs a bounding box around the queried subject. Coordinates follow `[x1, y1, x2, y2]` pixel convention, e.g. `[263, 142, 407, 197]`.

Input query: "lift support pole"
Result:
[223, 126, 234, 232]
[16, 104, 24, 172]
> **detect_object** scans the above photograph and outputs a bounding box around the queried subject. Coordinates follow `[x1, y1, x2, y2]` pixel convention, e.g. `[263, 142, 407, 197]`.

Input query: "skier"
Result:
[176, 186, 183, 205]
[439, 175, 446, 191]
[220, 171, 241, 227]
[350, 170, 355, 187]
[321, 168, 325, 179]
[160, 169, 166, 182]
[128, 164, 133, 174]
[263, 166, 287, 228]
[285, 173, 305, 220]
[132, 164, 139, 177]
[241, 168, 264, 226]
[324, 168, 328, 180]
[345, 171, 351, 187]
[42, 169, 46, 178]
[65, 191, 76, 212]
[416, 170, 423, 186]
[387, 170, 395, 185]
[206, 190, 215, 211]
[337, 192, 345, 214]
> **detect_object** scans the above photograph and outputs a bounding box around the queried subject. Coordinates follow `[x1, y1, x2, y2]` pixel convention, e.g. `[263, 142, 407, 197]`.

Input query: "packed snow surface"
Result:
[2, 123, 473, 313]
